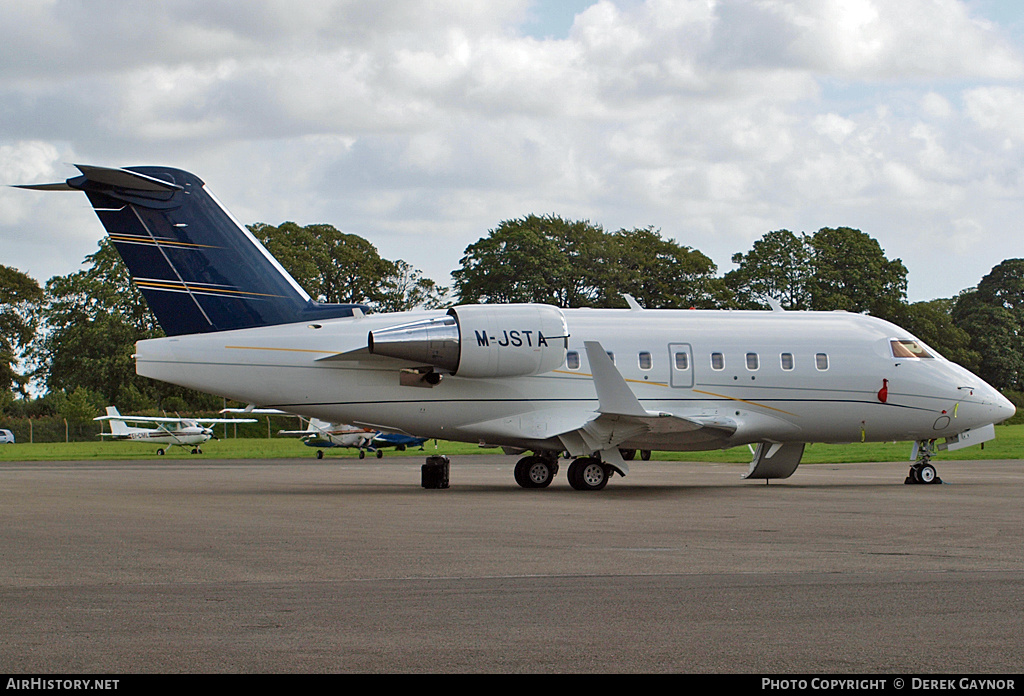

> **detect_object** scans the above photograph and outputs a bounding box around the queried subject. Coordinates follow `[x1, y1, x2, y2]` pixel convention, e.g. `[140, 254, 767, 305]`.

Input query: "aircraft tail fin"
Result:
[19, 165, 367, 336]
[104, 407, 131, 436]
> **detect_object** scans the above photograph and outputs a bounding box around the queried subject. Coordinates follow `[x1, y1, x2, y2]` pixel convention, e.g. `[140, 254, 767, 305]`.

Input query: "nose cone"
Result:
[971, 380, 1016, 425]
[993, 390, 1016, 424]
[944, 361, 1016, 425]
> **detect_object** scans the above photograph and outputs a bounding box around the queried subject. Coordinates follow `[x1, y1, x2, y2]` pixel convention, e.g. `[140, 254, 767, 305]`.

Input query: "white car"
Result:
[0, 429, 14, 444]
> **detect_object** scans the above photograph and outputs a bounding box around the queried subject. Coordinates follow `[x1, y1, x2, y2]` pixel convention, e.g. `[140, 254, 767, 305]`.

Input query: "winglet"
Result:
[583, 341, 647, 417]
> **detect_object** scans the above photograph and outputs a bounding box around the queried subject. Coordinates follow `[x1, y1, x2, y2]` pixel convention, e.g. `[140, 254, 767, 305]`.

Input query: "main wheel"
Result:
[568, 457, 610, 491]
[376, 449, 383, 459]
[514, 456, 556, 489]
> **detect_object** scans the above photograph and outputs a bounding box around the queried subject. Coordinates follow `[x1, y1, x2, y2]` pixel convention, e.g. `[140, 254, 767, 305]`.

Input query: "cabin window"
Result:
[891, 339, 934, 359]
[780, 352, 794, 371]
[711, 352, 725, 370]
[815, 353, 829, 371]
[746, 352, 759, 370]
[638, 351, 653, 370]
[674, 352, 689, 370]
[566, 351, 580, 369]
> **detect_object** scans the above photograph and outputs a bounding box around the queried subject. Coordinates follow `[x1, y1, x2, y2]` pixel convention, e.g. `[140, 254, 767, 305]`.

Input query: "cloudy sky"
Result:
[2, 0, 1023, 304]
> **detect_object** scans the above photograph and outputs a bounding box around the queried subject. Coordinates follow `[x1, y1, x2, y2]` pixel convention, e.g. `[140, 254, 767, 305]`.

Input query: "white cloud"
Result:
[1, 0, 1023, 303]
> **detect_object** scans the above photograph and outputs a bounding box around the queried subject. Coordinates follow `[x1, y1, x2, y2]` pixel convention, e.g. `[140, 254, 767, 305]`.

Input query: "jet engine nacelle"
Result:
[368, 304, 569, 378]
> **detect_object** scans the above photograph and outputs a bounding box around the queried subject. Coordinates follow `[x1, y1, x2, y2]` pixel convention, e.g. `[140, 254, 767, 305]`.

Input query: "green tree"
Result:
[807, 227, 908, 320]
[378, 260, 450, 313]
[973, 258, 1024, 317]
[951, 259, 1024, 390]
[725, 229, 813, 310]
[0, 264, 42, 399]
[250, 222, 444, 311]
[453, 215, 606, 307]
[601, 227, 723, 309]
[249, 222, 382, 306]
[453, 216, 722, 309]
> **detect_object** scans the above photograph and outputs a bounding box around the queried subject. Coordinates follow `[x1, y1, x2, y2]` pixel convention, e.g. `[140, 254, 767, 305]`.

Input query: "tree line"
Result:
[1, 215, 1022, 437]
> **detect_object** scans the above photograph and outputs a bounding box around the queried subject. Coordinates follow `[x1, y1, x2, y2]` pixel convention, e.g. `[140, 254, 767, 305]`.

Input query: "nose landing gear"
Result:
[906, 440, 943, 484]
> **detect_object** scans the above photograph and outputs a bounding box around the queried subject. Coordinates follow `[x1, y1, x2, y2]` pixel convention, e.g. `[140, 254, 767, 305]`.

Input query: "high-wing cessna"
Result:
[278, 418, 379, 459]
[95, 406, 257, 455]
[22, 165, 1015, 489]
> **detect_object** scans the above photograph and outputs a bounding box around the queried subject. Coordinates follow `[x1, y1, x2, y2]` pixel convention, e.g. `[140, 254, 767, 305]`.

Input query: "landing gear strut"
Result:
[907, 440, 943, 485]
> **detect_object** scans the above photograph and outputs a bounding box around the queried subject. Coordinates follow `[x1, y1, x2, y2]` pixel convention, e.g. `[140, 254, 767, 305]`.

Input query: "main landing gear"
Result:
[906, 440, 943, 485]
[513, 453, 618, 491]
[513, 455, 559, 489]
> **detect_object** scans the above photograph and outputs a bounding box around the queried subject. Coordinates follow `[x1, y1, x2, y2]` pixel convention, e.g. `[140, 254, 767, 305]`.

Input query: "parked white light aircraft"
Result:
[95, 406, 256, 455]
[278, 418, 379, 459]
[23, 165, 1015, 489]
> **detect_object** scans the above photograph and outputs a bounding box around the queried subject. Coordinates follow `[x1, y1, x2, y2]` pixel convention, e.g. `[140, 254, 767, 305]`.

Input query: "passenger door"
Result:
[668, 343, 694, 388]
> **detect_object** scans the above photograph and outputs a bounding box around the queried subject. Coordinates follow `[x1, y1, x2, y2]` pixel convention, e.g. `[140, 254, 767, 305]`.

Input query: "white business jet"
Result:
[95, 406, 256, 455]
[22, 166, 1015, 489]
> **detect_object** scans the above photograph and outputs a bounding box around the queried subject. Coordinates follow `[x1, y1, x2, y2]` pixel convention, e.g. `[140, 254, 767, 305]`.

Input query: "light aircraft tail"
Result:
[17, 165, 367, 336]
[104, 406, 131, 436]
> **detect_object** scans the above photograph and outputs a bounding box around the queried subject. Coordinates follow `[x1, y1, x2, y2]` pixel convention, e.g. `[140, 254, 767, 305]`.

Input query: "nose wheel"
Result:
[907, 462, 941, 484]
[906, 441, 943, 484]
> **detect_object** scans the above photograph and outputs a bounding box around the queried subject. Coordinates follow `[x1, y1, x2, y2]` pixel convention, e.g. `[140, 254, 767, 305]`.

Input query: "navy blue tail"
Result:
[56, 165, 366, 335]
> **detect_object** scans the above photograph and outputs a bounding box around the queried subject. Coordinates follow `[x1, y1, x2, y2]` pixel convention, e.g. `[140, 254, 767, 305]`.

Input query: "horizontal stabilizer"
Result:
[73, 164, 183, 192]
[14, 164, 183, 193]
[13, 182, 76, 191]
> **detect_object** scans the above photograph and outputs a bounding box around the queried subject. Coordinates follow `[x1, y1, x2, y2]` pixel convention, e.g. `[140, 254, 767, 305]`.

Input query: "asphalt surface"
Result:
[0, 454, 1021, 674]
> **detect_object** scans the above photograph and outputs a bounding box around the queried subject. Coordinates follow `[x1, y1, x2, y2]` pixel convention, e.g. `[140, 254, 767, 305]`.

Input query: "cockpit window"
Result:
[891, 340, 934, 359]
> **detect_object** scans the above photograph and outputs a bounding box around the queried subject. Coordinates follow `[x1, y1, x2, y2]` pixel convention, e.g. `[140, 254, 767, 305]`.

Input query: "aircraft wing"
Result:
[459, 341, 738, 472]
[94, 415, 255, 424]
[95, 414, 188, 424]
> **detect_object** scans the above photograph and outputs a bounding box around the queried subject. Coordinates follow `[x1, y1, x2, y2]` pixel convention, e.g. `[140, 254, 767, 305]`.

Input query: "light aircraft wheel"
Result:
[376, 449, 383, 459]
[319, 450, 326, 459]
[640, 450, 651, 461]
[157, 449, 165, 456]
[357, 450, 363, 459]
[568, 457, 610, 491]
[619, 449, 636, 461]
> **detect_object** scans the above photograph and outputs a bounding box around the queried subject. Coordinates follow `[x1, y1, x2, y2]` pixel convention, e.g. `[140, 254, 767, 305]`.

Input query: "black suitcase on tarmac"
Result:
[421, 455, 450, 489]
